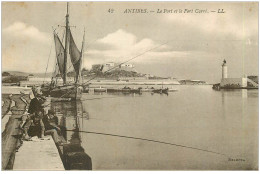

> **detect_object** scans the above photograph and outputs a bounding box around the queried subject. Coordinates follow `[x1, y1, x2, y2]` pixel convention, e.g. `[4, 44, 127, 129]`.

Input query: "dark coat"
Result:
[28, 98, 43, 114]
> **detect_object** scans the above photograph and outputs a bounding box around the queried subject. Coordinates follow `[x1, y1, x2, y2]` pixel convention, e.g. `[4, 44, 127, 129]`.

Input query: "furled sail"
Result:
[54, 33, 65, 81]
[69, 29, 82, 83]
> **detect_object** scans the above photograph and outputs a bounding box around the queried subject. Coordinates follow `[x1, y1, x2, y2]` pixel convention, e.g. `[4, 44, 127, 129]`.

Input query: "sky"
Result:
[2, 2, 258, 83]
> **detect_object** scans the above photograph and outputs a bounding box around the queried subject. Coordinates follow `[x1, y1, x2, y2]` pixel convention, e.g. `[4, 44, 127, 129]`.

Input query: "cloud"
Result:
[98, 29, 137, 49]
[84, 29, 181, 69]
[2, 21, 53, 72]
[3, 21, 50, 44]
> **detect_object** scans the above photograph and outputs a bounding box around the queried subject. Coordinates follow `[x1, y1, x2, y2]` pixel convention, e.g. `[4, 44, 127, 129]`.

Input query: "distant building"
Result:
[220, 60, 248, 88]
[222, 59, 228, 79]
[101, 62, 136, 72]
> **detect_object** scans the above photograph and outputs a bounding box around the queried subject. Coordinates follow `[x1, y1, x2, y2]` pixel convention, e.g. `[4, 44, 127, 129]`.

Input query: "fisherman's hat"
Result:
[35, 87, 43, 96]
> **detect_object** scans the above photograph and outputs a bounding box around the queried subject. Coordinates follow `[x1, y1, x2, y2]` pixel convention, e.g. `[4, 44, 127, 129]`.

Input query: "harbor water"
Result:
[51, 85, 258, 170]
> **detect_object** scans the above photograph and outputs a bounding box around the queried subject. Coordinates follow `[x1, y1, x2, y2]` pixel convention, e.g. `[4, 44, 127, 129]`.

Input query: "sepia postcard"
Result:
[1, 1, 259, 170]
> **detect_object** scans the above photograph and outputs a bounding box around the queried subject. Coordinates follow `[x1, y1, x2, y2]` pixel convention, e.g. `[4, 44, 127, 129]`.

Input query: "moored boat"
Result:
[94, 87, 107, 92]
[41, 3, 85, 100]
[152, 88, 169, 94]
[50, 84, 83, 99]
[168, 88, 178, 92]
[107, 87, 141, 94]
[140, 87, 154, 92]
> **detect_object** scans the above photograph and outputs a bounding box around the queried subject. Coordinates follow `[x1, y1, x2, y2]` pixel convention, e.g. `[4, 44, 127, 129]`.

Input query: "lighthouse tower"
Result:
[222, 59, 227, 79]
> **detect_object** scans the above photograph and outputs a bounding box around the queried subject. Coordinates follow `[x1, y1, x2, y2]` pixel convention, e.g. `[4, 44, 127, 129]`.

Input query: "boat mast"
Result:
[64, 2, 70, 85]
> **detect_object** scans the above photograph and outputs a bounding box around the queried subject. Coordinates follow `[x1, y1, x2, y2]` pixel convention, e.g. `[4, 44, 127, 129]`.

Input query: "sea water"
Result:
[51, 85, 258, 170]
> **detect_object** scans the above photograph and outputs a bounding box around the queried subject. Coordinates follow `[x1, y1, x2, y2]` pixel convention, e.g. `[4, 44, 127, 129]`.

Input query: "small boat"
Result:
[94, 87, 107, 92]
[168, 88, 178, 92]
[107, 88, 121, 92]
[121, 87, 141, 93]
[107, 87, 142, 94]
[152, 88, 169, 94]
[212, 83, 221, 90]
[140, 87, 154, 92]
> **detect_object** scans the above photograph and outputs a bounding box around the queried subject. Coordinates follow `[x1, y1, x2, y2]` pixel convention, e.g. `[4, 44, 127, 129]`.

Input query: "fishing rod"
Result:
[65, 129, 229, 157]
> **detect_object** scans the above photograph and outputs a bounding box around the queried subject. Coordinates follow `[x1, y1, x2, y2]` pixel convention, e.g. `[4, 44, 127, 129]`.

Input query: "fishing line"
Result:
[43, 96, 118, 108]
[51, 96, 117, 103]
[60, 115, 107, 121]
[65, 129, 229, 157]
[80, 96, 117, 101]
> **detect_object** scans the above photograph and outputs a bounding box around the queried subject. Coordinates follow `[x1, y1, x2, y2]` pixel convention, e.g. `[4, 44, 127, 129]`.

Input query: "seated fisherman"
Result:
[23, 110, 45, 140]
[28, 87, 45, 114]
[43, 109, 60, 132]
[22, 87, 45, 140]
[43, 109, 63, 144]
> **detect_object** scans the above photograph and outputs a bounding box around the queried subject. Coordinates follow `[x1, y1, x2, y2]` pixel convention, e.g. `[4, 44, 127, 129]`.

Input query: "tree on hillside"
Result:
[2, 76, 27, 83]
[2, 72, 10, 76]
[91, 64, 102, 73]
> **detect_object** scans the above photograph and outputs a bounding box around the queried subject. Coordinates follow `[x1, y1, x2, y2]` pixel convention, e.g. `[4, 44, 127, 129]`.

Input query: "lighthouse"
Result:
[222, 59, 227, 79]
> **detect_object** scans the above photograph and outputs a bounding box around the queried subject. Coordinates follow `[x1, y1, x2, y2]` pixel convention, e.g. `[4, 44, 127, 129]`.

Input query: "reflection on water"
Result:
[50, 100, 92, 170]
[50, 86, 258, 170]
[242, 89, 248, 98]
[50, 100, 89, 144]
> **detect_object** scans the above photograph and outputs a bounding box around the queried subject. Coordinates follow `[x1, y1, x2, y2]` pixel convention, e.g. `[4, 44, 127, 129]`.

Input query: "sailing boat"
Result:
[42, 3, 84, 100]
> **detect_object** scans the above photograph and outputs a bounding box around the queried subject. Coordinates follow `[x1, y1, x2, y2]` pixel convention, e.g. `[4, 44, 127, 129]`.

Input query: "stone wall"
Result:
[220, 78, 247, 88]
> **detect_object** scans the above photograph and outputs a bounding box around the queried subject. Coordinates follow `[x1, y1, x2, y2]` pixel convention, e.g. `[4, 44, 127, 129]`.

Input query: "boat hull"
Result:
[107, 88, 141, 93]
[152, 89, 168, 94]
[48, 85, 83, 100]
[94, 88, 107, 92]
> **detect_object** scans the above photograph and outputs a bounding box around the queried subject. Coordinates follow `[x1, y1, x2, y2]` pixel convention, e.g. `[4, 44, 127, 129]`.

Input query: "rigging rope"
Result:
[83, 41, 169, 85]
[43, 42, 53, 84]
